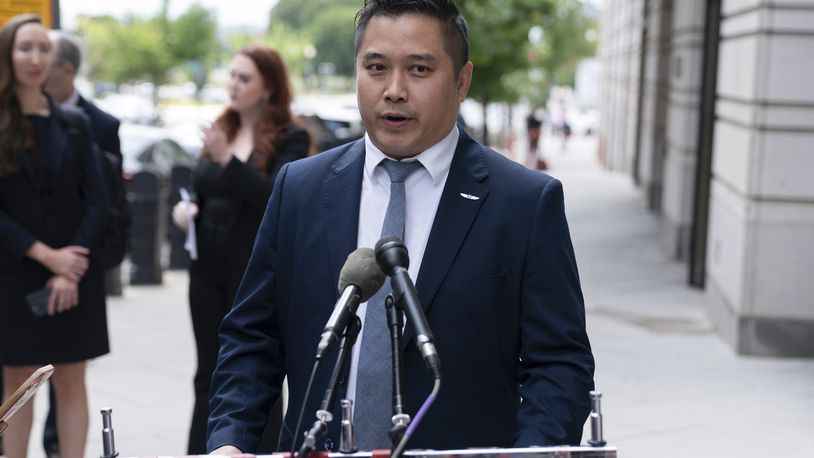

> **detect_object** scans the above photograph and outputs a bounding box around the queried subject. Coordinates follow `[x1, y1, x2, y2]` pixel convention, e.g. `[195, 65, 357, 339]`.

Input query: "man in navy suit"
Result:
[41, 31, 122, 458]
[208, 0, 594, 454]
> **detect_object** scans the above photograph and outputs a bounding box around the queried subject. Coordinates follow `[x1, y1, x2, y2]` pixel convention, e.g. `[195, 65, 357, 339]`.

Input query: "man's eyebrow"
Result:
[361, 52, 437, 62]
[361, 52, 386, 61]
[408, 53, 436, 62]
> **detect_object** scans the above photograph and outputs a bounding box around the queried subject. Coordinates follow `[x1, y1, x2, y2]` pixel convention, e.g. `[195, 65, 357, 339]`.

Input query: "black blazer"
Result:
[207, 130, 595, 452]
[190, 125, 310, 291]
[0, 101, 107, 284]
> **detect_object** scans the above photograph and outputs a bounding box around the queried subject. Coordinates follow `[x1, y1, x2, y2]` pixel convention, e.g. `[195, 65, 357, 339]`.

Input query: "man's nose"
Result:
[383, 72, 408, 103]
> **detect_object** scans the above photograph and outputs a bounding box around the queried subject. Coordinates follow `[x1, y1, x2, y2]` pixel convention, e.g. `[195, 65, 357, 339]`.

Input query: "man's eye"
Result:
[412, 65, 430, 74]
[239, 76, 250, 83]
[367, 64, 386, 72]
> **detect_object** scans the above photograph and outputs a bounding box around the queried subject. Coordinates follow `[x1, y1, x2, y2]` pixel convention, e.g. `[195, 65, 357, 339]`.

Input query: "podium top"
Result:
[237, 446, 617, 458]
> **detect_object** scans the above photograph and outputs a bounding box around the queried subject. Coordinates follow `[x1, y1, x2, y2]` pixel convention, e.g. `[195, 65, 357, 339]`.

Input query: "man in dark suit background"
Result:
[207, 0, 595, 454]
[39, 30, 122, 458]
[45, 32, 121, 169]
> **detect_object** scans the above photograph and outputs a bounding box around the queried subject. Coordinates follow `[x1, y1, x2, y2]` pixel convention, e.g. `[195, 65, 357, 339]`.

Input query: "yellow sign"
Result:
[1, 0, 54, 28]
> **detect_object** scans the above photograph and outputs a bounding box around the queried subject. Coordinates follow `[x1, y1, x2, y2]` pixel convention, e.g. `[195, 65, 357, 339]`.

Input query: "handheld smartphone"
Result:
[25, 287, 51, 317]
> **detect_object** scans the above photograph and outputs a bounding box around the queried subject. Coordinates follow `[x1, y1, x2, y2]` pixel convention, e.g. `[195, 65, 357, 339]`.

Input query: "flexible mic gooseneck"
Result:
[374, 236, 442, 379]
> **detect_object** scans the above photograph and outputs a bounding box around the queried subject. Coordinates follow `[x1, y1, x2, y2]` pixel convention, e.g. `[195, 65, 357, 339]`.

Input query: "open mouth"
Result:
[383, 114, 409, 123]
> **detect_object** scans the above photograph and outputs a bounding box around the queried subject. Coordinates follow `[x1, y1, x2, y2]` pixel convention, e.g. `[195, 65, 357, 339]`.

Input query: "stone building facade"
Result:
[599, 0, 814, 357]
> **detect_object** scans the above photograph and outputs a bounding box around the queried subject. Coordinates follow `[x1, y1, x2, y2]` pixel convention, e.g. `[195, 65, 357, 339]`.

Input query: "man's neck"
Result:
[56, 85, 79, 106]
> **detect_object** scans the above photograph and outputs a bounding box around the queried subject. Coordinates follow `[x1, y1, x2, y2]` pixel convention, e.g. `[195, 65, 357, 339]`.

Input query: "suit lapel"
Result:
[322, 140, 366, 295]
[403, 132, 490, 347]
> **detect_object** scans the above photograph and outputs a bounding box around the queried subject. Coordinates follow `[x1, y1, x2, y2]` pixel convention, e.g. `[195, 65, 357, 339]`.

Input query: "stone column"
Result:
[706, 0, 814, 356]
[637, 0, 673, 210]
[599, 0, 645, 173]
[661, 0, 706, 259]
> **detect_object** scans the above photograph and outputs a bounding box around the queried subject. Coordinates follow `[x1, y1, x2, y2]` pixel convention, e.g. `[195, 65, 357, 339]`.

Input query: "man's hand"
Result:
[210, 445, 252, 457]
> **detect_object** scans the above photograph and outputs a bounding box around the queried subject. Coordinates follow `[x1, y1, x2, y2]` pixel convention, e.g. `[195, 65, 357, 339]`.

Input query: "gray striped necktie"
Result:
[354, 159, 423, 450]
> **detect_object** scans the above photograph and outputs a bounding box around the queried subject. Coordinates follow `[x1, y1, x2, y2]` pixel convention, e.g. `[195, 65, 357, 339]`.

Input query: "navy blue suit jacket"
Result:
[207, 131, 594, 452]
[77, 95, 121, 166]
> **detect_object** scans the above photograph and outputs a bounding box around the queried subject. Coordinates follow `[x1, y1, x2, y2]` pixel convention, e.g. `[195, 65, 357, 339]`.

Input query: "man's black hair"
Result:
[354, 0, 470, 75]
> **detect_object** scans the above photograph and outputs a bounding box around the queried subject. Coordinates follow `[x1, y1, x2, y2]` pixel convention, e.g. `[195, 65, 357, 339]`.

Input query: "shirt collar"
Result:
[363, 124, 459, 186]
[59, 88, 80, 109]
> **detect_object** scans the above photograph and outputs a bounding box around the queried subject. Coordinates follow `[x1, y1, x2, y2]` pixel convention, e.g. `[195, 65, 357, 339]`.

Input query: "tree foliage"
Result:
[269, 0, 358, 78]
[74, 0, 596, 113]
[77, 1, 218, 96]
[533, 1, 597, 91]
[455, 0, 597, 142]
[459, 0, 555, 105]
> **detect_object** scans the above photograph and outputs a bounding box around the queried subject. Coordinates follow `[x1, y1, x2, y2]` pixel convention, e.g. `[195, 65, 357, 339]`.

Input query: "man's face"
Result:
[356, 14, 472, 159]
[43, 59, 73, 100]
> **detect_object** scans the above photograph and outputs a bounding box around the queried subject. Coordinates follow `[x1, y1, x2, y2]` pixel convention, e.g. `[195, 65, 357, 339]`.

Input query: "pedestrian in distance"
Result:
[0, 14, 110, 458]
[170, 44, 311, 455]
[560, 109, 572, 153]
[206, 0, 594, 455]
[526, 109, 545, 169]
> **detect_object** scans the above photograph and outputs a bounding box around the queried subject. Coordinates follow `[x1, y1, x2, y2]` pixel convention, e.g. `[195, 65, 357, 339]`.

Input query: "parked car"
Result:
[293, 94, 365, 153]
[97, 93, 161, 125]
[119, 122, 196, 181]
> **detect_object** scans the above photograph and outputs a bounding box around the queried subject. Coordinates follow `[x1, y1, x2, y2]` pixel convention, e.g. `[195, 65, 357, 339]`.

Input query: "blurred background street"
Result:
[3, 0, 813, 457]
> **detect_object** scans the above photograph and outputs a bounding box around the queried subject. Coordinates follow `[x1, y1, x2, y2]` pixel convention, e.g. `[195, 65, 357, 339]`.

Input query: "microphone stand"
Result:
[386, 294, 410, 448]
[299, 316, 362, 458]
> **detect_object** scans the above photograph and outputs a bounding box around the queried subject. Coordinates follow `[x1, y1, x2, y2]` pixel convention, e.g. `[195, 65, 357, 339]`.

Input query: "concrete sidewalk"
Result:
[534, 134, 814, 457]
[23, 134, 813, 458]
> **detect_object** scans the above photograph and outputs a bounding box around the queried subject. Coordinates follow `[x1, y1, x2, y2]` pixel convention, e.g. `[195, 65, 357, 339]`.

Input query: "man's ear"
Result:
[66, 63, 78, 79]
[456, 61, 473, 102]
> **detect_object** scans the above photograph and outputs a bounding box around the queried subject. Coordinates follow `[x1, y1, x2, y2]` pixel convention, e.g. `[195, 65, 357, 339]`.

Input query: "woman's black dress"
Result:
[0, 109, 109, 366]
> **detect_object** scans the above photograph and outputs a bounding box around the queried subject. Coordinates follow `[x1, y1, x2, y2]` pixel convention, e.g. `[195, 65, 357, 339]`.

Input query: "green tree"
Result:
[167, 3, 218, 96]
[270, 0, 358, 80]
[265, 20, 314, 91]
[532, 0, 598, 89]
[77, 2, 218, 101]
[78, 14, 174, 99]
[458, 0, 555, 144]
[305, 5, 359, 78]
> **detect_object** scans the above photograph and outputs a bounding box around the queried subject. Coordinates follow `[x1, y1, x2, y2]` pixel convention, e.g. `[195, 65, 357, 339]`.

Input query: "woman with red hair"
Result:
[172, 45, 311, 454]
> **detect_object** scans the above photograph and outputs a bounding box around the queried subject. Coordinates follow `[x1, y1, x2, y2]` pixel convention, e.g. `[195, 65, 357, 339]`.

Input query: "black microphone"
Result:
[316, 247, 386, 360]
[374, 235, 441, 379]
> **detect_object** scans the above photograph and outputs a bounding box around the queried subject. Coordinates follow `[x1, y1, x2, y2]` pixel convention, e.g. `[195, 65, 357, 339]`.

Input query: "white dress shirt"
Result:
[346, 125, 459, 404]
[58, 88, 80, 109]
